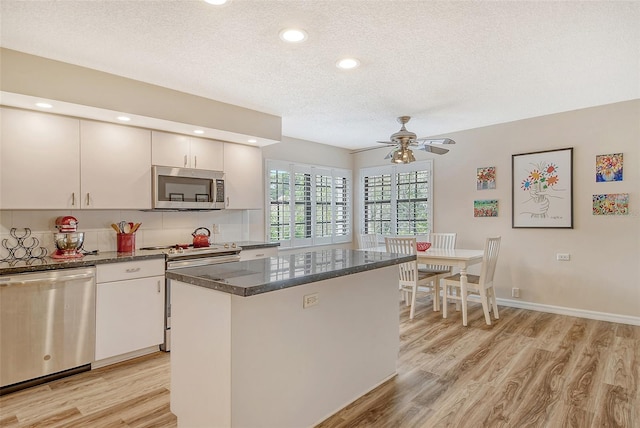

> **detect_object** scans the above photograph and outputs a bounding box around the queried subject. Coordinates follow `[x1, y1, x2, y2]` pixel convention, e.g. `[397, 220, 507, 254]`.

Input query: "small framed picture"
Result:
[477, 166, 496, 190]
[474, 200, 498, 217]
[596, 153, 623, 182]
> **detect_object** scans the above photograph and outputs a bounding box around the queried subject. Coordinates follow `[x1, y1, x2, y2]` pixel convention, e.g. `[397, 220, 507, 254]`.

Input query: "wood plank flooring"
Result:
[1, 297, 638, 427]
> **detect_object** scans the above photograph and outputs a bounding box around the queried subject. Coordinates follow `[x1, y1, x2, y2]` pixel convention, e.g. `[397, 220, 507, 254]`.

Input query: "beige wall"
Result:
[0, 48, 281, 142]
[354, 100, 640, 320]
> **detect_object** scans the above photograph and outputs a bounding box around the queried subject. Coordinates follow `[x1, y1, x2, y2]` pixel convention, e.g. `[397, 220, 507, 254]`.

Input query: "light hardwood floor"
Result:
[1, 297, 638, 428]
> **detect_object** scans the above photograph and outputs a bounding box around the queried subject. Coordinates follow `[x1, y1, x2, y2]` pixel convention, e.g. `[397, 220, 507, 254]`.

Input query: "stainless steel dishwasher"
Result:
[0, 267, 96, 394]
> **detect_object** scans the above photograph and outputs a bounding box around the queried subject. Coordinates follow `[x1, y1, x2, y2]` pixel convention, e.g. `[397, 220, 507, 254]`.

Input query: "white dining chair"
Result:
[385, 236, 438, 320]
[359, 233, 381, 250]
[442, 236, 501, 326]
[417, 232, 457, 311]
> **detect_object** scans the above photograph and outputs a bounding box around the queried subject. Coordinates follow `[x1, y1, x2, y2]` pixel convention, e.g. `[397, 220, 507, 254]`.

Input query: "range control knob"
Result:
[231, 243, 237, 248]
[224, 243, 229, 249]
[169, 248, 176, 254]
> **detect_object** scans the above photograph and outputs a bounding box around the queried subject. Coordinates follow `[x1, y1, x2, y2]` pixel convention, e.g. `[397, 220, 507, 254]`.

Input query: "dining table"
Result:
[372, 246, 484, 325]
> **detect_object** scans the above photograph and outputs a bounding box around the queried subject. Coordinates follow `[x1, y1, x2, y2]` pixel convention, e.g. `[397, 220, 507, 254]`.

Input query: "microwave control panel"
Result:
[215, 179, 225, 202]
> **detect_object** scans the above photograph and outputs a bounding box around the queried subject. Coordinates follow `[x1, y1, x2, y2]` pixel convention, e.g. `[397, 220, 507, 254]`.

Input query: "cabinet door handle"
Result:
[255, 253, 265, 257]
[157, 280, 162, 293]
[226, 196, 229, 207]
[194, 156, 197, 168]
[125, 267, 141, 273]
[86, 193, 90, 206]
[72, 192, 76, 206]
[184, 155, 188, 167]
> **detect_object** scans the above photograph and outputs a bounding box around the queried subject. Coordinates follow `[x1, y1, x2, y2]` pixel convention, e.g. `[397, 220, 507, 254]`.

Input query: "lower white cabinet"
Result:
[95, 259, 165, 364]
[239, 247, 278, 261]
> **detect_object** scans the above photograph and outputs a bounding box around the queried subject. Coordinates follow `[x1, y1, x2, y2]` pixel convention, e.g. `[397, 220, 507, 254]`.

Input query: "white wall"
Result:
[354, 100, 640, 320]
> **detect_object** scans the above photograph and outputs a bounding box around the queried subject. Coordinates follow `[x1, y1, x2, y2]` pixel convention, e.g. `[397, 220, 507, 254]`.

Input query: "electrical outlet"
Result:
[512, 287, 520, 298]
[303, 293, 319, 308]
[556, 253, 570, 261]
[212, 224, 220, 234]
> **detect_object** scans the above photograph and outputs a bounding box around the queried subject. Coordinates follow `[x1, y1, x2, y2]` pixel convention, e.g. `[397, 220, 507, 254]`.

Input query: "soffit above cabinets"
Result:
[1, 91, 279, 148]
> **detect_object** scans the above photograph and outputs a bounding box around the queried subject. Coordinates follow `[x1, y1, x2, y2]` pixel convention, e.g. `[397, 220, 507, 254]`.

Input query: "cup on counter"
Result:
[117, 233, 135, 253]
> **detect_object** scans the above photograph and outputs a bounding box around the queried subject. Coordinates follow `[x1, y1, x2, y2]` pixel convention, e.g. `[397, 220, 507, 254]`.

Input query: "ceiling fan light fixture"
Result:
[391, 147, 415, 164]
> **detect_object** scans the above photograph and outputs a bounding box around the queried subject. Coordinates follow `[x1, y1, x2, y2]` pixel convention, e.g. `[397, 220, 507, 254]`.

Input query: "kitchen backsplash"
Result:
[0, 209, 265, 257]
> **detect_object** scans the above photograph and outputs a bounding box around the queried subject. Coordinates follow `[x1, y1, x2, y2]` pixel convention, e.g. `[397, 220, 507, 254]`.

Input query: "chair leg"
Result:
[490, 287, 499, 319]
[442, 284, 448, 319]
[409, 284, 417, 320]
[478, 288, 492, 325]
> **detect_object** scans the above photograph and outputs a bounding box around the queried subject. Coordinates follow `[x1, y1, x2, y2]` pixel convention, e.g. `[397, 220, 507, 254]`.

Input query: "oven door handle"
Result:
[166, 254, 241, 270]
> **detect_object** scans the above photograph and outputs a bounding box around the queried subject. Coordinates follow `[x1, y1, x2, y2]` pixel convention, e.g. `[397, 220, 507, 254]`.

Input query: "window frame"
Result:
[266, 159, 352, 248]
[359, 160, 433, 237]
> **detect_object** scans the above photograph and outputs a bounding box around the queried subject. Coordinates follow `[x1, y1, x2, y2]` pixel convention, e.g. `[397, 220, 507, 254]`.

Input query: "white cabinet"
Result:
[80, 121, 151, 209]
[239, 247, 278, 261]
[95, 259, 165, 364]
[223, 143, 263, 209]
[0, 109, 152, 210]
[151, 130, 223, 170]
[1, 108, 81, 209]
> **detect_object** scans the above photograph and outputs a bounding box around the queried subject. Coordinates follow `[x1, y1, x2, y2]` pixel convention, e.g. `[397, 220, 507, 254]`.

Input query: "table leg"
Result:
[460, 266, 469, 326]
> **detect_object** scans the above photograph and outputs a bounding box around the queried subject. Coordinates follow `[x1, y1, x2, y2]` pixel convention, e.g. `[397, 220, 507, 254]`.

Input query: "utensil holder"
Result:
[117, 233, 135, 253]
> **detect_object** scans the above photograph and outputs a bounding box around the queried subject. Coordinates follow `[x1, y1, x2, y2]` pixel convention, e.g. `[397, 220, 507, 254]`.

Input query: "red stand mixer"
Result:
[51, 216, 85, 259]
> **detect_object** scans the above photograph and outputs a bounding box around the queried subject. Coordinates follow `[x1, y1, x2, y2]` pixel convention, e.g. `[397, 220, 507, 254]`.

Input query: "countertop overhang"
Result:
[166, 248, 414, 296]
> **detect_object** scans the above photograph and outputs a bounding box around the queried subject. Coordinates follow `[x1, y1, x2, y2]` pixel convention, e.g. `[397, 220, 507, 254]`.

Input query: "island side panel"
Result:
[230, 265, 400, 428]
[170, 280, 232, 428]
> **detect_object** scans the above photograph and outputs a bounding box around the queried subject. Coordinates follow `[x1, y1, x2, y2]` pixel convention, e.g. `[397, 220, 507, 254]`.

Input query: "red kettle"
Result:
[192, 227, 211, 248]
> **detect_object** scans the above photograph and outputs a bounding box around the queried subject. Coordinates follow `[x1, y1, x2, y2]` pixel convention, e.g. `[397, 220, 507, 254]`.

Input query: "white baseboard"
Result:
[91, 345, 160, 369]
[496, 297, 640, 326]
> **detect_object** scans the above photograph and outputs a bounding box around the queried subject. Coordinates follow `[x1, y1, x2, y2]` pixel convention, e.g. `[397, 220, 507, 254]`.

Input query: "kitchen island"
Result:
[166, 248, 413, 428]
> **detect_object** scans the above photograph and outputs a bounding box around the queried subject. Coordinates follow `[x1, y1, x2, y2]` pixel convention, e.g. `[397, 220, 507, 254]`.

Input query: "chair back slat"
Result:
[480, 236, 501, 284]
[385, 237, 417, 282]
[422, 232, 457, 271]
[359, 233, 381, 249]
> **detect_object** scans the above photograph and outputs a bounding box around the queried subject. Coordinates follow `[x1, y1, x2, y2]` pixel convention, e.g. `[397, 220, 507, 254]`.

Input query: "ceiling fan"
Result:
[356, 116, 456, 164]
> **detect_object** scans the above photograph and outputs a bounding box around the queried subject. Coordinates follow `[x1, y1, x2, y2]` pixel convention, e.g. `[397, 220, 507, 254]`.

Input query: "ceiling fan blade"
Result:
[418, 145, 449, 155]
[384, 148, 397, 159]
[416, 137, 456, 145]
[350, 145, 396, 154]
[375, 140, 395, 144]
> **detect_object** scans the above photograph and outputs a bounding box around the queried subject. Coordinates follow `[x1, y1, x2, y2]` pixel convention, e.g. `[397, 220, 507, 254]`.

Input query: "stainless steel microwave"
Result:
[152, 165, 225, 210]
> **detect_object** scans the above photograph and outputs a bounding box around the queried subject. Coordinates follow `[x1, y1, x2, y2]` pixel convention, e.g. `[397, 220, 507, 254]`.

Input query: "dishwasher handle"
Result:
[0, 270, 95, 285]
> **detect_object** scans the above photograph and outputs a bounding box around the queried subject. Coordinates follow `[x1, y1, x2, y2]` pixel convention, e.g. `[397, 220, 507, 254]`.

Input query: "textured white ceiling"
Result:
[1, 0, 639, 150]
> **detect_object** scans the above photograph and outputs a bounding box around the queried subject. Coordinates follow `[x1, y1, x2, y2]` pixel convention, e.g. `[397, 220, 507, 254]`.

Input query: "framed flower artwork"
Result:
[512, 147, 573, 228]
[596, 153, 623, 182]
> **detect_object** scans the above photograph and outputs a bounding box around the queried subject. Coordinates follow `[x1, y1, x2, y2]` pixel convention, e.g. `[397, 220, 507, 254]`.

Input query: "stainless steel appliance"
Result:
[152, 165, 225, 210]
[140, 243, 241, 351]
[0, 267, 96, 394]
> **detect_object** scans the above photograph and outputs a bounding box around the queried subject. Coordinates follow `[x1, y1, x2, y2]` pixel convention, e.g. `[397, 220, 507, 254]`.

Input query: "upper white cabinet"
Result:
[0, 108, 151, 210]
[223, 143, 263, 209]
[80, 121, 151, 209]
[151, 131, 223, 171]
[1, 108, 81, 209]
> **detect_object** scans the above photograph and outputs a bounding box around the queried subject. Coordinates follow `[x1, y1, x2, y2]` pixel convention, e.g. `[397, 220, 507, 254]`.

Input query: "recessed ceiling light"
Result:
[194, 130, 205, 135]
[279, 28, 308, 43]
[204, 0, 229, 5]
[35, 102, 53, 109]
[248, 138, 257, 143]
[117, 116, 131, 122]
[336, 58, 360, 70]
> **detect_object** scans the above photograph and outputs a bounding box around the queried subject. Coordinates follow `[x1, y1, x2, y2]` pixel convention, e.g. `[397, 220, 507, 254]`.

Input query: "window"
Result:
[266, 160, 352, 248]
[361, 160, 433, 236]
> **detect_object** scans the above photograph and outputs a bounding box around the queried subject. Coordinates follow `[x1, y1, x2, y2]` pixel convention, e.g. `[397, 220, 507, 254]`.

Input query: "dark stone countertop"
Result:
[0, 250, 166, 276]
[165, 248, 414, 297]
